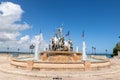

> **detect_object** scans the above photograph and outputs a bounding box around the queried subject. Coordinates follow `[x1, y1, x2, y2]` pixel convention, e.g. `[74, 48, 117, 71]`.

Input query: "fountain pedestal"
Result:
[40, 51, 82, 62]
[27, 60, 34, 70]
[84, 61, 91, 71]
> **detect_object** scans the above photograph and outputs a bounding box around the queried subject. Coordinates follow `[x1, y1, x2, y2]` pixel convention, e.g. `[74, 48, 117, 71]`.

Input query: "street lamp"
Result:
[92, 46, 96, 55]
[92, 46, 94, 55]
[94, 47, 96, 55]
[18, 48, 20, 54]
[7, 47, 9, 55]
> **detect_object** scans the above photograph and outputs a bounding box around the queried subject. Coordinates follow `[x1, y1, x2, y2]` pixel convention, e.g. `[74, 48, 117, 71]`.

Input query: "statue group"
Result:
[49, 28, 73, 51]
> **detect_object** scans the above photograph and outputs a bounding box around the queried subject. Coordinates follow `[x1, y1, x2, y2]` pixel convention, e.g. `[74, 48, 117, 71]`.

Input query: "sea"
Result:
[87, 53, 113, 58]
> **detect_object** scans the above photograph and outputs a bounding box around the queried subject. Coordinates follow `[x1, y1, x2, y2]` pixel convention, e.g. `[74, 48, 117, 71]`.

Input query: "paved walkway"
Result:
[0, 55, 120, 80]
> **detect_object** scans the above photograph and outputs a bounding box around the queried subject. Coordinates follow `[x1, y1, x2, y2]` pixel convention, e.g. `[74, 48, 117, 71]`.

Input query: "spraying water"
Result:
[76, 46, 78, 52]
[34, 33, 43, 60]
[82, 41, 87, 60]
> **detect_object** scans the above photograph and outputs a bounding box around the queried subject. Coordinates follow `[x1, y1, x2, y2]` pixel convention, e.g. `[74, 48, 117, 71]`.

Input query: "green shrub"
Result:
[113, 44, 120, 56]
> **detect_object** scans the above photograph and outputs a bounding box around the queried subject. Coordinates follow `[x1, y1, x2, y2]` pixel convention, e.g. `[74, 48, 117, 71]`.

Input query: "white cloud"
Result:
[0, 2, 29, 41]
[0, 2, 30, 51]
[18, 35, 30, 44]
[0, 2, 23, 17]
[20, 35, 30, 42]
[0, 2, 48, 52]
[0, 32, 20, 41]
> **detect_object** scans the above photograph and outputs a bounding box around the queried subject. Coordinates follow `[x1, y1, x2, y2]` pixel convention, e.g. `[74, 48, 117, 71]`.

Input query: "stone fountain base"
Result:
[10, 51, 110, 71]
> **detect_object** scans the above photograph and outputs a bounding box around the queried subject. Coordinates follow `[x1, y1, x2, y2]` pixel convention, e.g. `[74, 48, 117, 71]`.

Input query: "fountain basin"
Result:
[10, 57, 110, 71]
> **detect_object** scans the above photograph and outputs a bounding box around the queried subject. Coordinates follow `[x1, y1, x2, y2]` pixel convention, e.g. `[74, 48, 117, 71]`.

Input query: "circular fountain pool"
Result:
[15, 57, 105, 62]
[11, 56, 110, 71]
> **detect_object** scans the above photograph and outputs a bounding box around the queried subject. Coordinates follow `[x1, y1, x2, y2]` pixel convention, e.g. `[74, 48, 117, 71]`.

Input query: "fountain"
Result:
[82, 41, 87, 60]
[34, 33, 43, 60]
[10, 27, 110, 71]
[76, 46, 78, 52]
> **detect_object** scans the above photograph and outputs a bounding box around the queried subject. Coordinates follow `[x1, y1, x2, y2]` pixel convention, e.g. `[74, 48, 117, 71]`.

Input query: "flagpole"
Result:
[82, 36, 84, 41]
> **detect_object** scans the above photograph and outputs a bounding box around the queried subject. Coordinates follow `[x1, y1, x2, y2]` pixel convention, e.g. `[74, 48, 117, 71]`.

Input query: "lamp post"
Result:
[92, 46, 96, 55]
[94, 47, 96, 55]
[18, 48, 20, 54]
[92, 46, 94, 55]
[7, 47, 9, 55]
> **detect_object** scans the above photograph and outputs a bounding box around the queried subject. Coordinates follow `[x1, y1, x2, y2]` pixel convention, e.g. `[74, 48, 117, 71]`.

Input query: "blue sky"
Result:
[0, 0, 120, 53]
